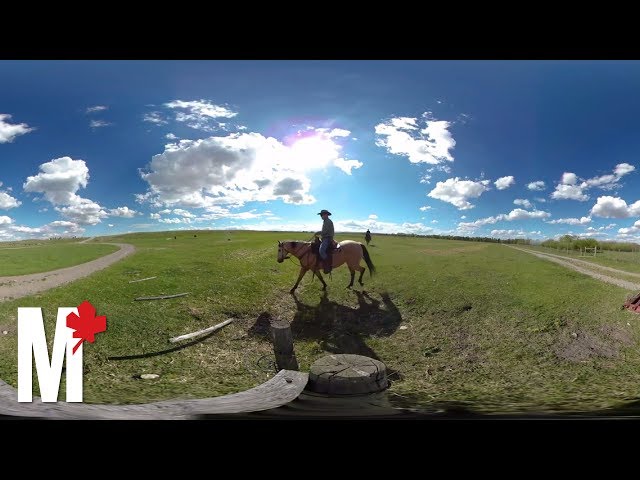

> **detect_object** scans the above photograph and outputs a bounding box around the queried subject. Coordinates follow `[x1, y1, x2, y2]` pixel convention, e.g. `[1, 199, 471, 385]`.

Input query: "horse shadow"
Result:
[249, 290, 404, 381]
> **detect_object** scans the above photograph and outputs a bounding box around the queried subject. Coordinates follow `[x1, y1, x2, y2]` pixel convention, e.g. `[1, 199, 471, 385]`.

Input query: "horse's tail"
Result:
[361, 243, 376, 277]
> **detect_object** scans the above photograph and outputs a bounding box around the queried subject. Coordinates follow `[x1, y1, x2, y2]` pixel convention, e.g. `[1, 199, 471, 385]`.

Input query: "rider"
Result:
[315, 209, 334, 273]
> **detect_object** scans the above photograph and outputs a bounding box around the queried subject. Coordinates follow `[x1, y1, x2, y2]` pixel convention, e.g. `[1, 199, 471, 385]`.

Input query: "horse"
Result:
[277, 237, 376, 293]
[364, 231, 372, 246]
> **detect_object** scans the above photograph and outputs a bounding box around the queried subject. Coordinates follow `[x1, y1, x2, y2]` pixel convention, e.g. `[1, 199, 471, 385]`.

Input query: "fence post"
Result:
[270, 320, 299, 371]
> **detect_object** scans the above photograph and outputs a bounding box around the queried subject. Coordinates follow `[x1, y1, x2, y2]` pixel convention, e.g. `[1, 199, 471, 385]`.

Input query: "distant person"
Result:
[365, 229, 372, 246]
[315, 209, 334, 273]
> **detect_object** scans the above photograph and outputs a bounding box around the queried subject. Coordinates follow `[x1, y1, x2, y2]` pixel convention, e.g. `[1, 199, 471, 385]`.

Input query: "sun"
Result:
[287, 132, 340, 169]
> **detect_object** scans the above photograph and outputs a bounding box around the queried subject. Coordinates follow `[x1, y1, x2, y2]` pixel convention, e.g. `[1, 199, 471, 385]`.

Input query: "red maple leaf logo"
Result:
[66, 301, 107, 354]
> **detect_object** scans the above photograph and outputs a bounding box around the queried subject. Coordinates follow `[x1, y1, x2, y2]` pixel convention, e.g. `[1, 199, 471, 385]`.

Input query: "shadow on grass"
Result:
[106, 328, 222, 361]
[249, 289, 404, 381]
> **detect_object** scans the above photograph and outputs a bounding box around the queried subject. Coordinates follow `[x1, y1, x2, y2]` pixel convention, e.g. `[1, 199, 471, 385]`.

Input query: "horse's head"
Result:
[277, 240, 290, 263]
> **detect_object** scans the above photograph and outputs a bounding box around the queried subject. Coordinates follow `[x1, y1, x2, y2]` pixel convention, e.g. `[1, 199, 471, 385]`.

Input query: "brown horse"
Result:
[277, 238, 376, 293]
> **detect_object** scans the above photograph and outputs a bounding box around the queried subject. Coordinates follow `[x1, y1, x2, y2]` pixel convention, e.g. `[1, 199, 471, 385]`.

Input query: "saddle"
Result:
[311, 237, 339, 274]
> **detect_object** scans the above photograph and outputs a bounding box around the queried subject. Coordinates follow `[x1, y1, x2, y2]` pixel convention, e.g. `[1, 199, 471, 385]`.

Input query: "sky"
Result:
[1, 60, 640, 243]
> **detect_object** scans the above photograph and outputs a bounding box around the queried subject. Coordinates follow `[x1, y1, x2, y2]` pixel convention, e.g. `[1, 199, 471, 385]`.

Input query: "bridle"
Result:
[278, 241, 313, 266]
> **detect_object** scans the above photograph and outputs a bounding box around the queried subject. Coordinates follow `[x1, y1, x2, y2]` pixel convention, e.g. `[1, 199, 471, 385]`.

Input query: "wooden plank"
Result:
[169, 318, 234, 343]
[0, 370, 308, 419]
[134, 293, 189, 301]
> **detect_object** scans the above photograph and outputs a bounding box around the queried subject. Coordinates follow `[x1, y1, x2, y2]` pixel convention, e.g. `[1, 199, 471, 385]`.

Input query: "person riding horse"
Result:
[315, 209, 334, 274]
[365, 229, 372, 246]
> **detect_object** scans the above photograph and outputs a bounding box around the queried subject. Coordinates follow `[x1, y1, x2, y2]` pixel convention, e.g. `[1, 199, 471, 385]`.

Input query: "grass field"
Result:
[0, 242, 120, 276]
[1, 231, 640, 414]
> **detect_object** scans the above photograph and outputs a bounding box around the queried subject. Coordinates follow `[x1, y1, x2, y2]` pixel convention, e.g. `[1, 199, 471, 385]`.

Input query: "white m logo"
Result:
[17, 308, 83, 403]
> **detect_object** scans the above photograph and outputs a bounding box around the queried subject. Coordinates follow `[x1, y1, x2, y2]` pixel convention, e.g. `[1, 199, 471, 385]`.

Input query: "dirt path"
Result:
[0, 243, 135, 302]
[509, 246, 640, 291]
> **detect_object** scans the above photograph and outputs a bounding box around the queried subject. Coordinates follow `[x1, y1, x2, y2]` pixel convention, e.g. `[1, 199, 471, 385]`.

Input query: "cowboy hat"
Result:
[317, 209, 332, 216]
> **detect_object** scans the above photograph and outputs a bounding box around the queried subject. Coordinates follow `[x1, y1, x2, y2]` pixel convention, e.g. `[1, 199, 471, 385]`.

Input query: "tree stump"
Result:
[307, 354, 388, 395]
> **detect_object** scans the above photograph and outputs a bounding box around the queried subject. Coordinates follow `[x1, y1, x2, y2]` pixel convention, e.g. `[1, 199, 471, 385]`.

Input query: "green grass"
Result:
[0, 243, 120, 276]
[1, 231, 640, 414]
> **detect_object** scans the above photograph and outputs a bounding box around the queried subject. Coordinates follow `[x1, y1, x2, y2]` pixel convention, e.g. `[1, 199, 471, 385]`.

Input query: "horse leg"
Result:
[357, 265, 366, 286]
[290, 267, 308, 294]
[347, 267, 355, 289]
[314, 269, 328, 290]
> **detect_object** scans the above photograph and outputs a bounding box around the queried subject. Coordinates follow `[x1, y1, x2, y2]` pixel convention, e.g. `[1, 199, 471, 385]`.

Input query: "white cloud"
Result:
[561, 172, 577, 185]
[108, 224, 114, 227]
[427, 178, 490, 210]
[86, 105, 107, 114]
[55, 199, 108, 225]
[164, 99, 237, 131]
[527, 181, 546, 191]
[534, 197, 546, 203]
[590, 196, 640, 218]
[368, 214, 378, 219]
[0, 114, 34, 143]
[143, 112, 169, 125]
[333, 157, 363, 175]
[374, 114, 455, 164]
[90, 120, 112, 129]
[551, 184, 589, 201]
[139, 131, 359, 208]
[419, 206, 432, 211]
[614, 163, 635, 176]
[23, 156, 110, 226]
[547, 216, 591, 225]
[431, 220, 438, 223]
[513, 199, 532, 209]
[166, 133, 178, 140]
[491, 229, 527, 238]
[460, 215, 466, 219]
[0, 191, 21, 209]
[109, 206, 138, 218]
[419, 174, 432, 184]
[150, 213, 161, 219]
[0, 216, 12, 225]
[171, 209, 195, 218]
[458, 209, 551, 230]
[195, 207, 276, 221]
[618, 220, 640, 234]
[24, 157, 89, 205]
[552, 163, 636, 201]
[494, 176, 515, 190]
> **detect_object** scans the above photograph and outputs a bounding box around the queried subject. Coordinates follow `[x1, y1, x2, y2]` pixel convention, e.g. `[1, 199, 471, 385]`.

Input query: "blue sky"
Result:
[1, 60, 640, 242]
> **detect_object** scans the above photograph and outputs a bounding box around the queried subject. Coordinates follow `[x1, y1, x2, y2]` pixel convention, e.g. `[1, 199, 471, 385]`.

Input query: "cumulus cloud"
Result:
[527, 181, 546, 191]
[0, 114, 34, 143]
[494, 176, 515, 190]
[369, 214, 378, 219]
[419, 206, 432, 211]
[23, 156, 114, 226]
[0, 190, 21, 209]
[546, 216, 591, 225]
[374, 113, 455, 164]
[55, 199, 108, 225]
[138, 131, 360, 208]
[166, 133, 178, 140]
[551, 184, 589, 201]
[552, 164, 636, 201]
[108, 206, 138, 218]
[618, 220, 640, 234]
[513, 199, 532, 209]
[427, 178, 490, 210]
[24, 157, 89, 205]
[590, 195, 640, 218]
